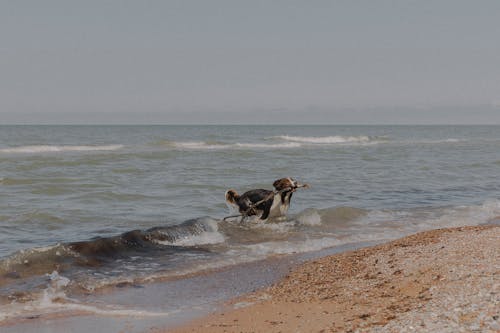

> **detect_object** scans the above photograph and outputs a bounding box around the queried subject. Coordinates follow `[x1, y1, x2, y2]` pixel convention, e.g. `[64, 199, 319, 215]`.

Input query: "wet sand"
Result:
[167, 225, 500, 333]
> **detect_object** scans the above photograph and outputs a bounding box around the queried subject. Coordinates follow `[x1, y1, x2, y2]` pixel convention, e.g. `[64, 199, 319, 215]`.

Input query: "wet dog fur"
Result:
[225, 178, 304, 220]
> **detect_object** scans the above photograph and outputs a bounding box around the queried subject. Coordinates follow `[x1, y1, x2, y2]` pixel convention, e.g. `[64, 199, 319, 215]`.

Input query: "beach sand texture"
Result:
[167, 225, 499, 333]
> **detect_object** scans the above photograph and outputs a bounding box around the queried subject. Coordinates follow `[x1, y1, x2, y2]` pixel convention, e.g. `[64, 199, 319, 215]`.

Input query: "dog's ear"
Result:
[273, 178, 289, 191]
[225, 189, 239, 204]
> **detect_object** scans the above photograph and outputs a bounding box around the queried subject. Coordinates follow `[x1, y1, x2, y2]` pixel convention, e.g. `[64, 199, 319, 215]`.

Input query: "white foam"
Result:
[242, 238, 341, 256]
[232, 142, 301, 149]
[172, 141, 301, 150]
[39, 271, 71, 308]
[253, 219, 296, 232]
[0, 301, 170, 323]
[295, 209, 322, 226]
[408, 138, 465, 144]
[172, 141, 219, 149]
[0, 271, 170, 323]
[276, 135, 373, 144]
[0, 145, 123, 154]
[157, 230, 225, 246]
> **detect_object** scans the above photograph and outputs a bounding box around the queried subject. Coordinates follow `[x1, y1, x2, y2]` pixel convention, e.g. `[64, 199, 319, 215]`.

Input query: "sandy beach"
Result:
[166, 225, 500, 333]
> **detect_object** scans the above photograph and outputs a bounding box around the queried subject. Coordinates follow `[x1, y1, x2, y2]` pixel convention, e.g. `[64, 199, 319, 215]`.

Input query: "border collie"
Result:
[225, 177, 307, 221]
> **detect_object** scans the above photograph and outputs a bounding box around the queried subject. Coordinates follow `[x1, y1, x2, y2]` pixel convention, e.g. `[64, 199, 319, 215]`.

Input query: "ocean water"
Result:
[1, 125, 500, 321]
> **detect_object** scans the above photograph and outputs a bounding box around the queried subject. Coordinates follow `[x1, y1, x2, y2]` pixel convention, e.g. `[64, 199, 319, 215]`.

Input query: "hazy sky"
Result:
[1, 1, 499, 124]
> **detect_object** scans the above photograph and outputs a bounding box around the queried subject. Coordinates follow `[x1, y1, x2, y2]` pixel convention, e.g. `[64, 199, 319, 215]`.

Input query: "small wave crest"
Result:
[0, 218, 224, 284]
[406, 138, 466, 145]
[295, 206, 368, 226]
[169, 141, 301, 150]
[67, 223, 220, 264]
[0, 244, 75, 277]
[0, 144, 123, 154]
[275, 135, 381, 144]
[151, 217, 225, 246]
[151, 136, 384, 150]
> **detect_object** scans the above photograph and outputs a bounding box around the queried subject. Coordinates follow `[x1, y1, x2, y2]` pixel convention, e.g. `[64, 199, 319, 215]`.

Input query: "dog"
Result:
[225, 177, 308, 221]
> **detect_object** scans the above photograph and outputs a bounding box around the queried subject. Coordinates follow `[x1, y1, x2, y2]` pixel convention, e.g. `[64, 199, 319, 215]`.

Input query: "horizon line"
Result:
[2, 123, 500, 126]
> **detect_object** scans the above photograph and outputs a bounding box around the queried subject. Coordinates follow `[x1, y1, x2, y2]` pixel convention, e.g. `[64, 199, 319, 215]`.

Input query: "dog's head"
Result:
[273, 177, 300, 192]
[225, 189, 239, 204]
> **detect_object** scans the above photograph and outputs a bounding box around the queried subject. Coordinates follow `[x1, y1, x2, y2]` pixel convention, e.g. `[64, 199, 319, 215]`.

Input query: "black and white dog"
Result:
[225, 178, 308, 221]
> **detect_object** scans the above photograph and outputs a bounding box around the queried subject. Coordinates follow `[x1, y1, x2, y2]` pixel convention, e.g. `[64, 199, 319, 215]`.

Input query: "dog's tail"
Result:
[225, 189, 239, 204]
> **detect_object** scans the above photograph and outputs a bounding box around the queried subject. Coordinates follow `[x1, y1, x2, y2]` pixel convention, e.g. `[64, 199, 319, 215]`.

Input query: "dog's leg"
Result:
[259, 200, 274, 220]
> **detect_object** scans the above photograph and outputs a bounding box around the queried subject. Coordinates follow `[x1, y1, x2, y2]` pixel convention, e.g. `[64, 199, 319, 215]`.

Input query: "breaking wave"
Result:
[156, 140, 301, 150]
[152, 136, 385, 150]
[0, 145, 124, 154]
[149, 217, 225, 246]
[275, 135, 382, 144]
[0, 218, 224, 281]
[408, 138, 466, 144]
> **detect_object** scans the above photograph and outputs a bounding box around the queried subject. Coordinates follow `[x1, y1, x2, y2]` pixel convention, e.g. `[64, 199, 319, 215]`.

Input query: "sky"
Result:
[1, 1, 499, 124]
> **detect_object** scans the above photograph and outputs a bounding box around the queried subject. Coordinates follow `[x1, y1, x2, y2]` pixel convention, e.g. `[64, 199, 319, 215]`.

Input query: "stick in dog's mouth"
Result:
[290, 183, 310, 192]
[286, 184, 311, 192]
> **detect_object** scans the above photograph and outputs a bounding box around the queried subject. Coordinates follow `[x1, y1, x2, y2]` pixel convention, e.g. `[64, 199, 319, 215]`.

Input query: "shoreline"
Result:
[1, 225, 498, 332]
[167, 225, 500, 333]
[0, 240, 383, 333]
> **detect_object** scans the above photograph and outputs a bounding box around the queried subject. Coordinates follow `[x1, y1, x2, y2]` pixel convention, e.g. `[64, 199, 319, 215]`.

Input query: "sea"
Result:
[1, 125, 500, 327]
